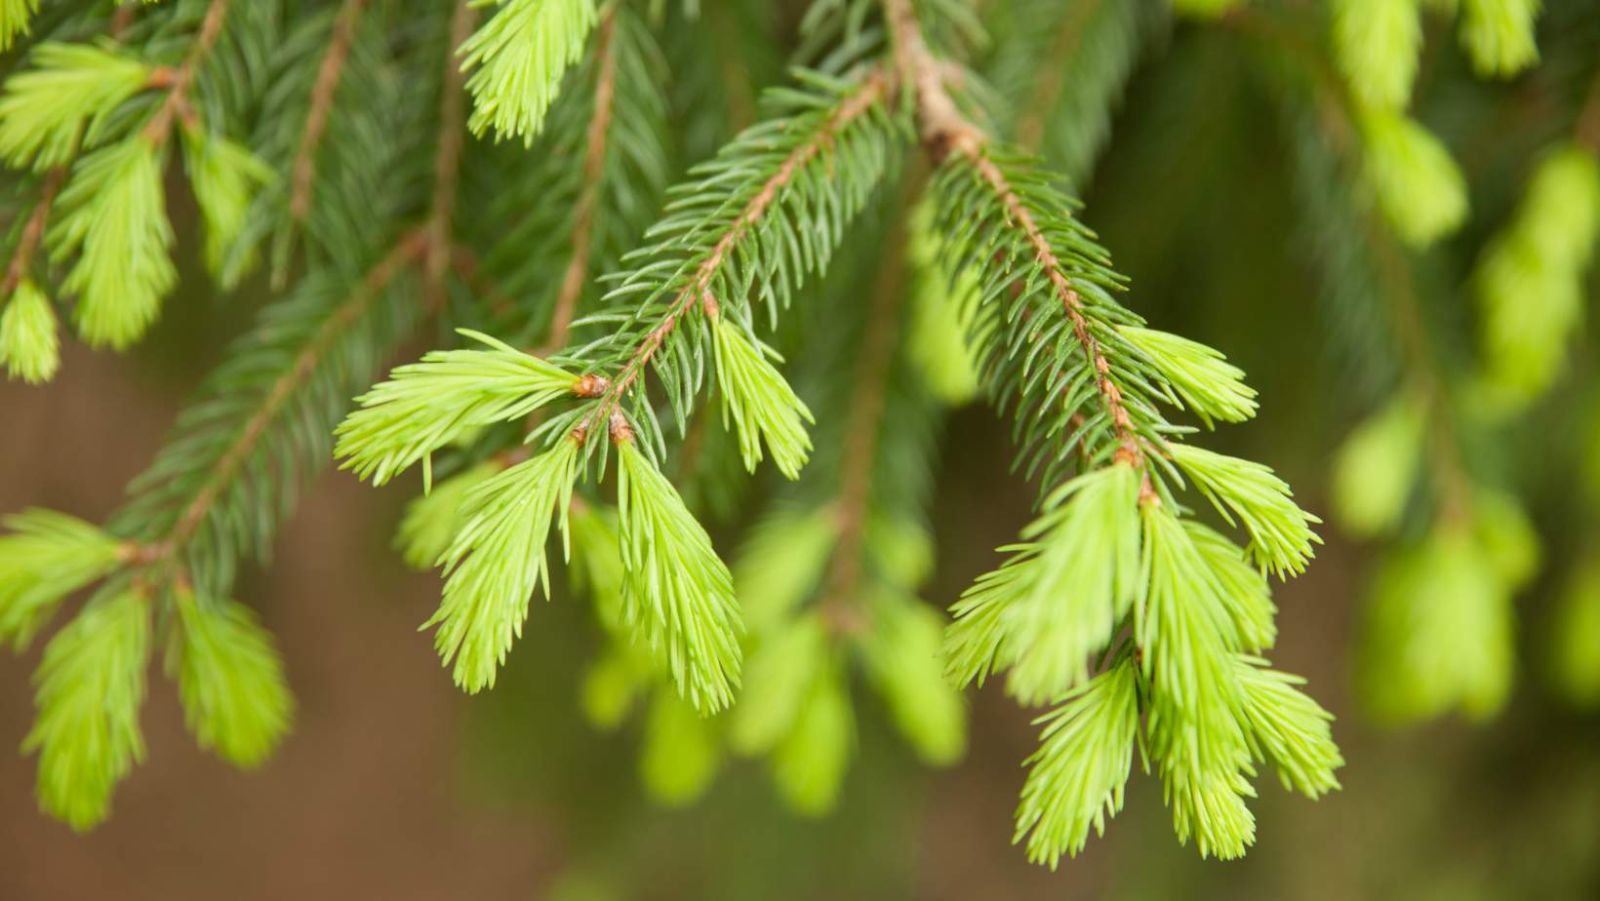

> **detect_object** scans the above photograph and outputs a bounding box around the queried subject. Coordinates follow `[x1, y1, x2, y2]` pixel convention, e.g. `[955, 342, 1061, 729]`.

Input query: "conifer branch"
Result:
[288, 0, 368, 225]
[1014, 0, 1105, 152]
[546, 9, 618, 352]
[884, 0, 1146, 477]
[425, 0, 476, 310]
[131, 231, 426, 579]
[0, 165, 64, 300]
[141, 0, 232, 145]
[578, 68, 891, 443]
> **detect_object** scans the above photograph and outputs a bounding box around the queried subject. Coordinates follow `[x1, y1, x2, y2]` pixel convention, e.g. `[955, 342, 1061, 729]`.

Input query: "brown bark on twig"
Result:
[289, 0, 370, 224]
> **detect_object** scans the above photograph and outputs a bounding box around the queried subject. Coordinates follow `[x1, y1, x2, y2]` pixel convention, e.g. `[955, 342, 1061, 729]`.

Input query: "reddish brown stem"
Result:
[425, 0, 476, 311]
[0, 168, 66, 299]
[289, 0, 369, 224]
[544, 12, 619, 353]
[141, 0, 232, 144]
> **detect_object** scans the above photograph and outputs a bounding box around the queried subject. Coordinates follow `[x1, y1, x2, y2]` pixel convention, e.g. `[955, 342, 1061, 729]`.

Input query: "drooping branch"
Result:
[882, 0, 1146, 473]
[582, 70, 891, 439]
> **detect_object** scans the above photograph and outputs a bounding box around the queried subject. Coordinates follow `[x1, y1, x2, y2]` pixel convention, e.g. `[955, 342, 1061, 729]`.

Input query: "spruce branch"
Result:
[463, 2, 668, 345]
[545, 8, 619, 352]
[1014, 656, 1139, 868]
[885, 0, 1333, 861]
[258, 0, 406, 282]
[459, 0, 599, 144]
[569, 66, 895, 456]
[335, 322, 587, 488]
[167, 587, 294, 769]
[615, 437, 743, 712]
[0, 279, 59, 383]
[287, 0, 368, 227]
[0, 510, 128, 650]
[122, 231, 427, 595]
[427, 436, 582, 693]
[885, 0, 1149, 478]
[425, 0, 477, 310]
[24, 587, 150, 832]
[140, 0, 232, 146]
[0, 165, 64, 302]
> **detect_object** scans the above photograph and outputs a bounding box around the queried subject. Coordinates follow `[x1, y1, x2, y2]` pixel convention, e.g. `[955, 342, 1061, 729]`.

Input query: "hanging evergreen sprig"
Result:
[338, 54, 904, 712]
[463, 4, 673, 349]
[0, 0, 469, 828]
[0, 0, 280, 364]
[1247, 5, 1540, 726]
[626, 205, 968, 814]
[883, 0, 1336, 864]
[1472, 74, 1600, 409]
[459, 0, 599, 144]
[614, 423, 744, 712]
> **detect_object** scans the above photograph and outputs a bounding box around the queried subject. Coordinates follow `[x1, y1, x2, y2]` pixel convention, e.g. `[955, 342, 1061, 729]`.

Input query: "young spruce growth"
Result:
[2, 0, 1592, 878]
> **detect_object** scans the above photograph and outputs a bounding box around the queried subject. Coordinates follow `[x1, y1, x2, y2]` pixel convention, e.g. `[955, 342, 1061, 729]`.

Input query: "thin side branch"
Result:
[425, 0, 477, 310]
[584, 70, 890, 439]
[143, 231, 428, 567]
[0, 167, 65, 299]
[141, 0, 232, 143]
[545, 11, 619, 353]
[1015, 0, 1105, 152]
[289, 0, 369, 223]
